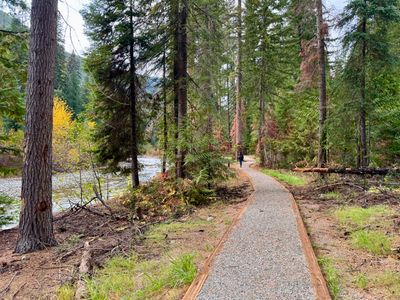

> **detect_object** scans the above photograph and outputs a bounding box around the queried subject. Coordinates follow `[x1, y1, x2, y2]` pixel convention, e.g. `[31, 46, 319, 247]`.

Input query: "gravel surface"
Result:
[197, 161, 315, 300]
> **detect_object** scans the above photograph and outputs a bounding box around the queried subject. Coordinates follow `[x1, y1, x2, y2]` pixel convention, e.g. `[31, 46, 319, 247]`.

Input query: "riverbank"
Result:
[0, 169, 253, 299]
[0, 157, 161, 230]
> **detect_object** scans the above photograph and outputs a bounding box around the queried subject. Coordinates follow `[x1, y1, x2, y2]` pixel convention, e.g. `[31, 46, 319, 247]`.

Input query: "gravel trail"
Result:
[197, 161, 315, 300]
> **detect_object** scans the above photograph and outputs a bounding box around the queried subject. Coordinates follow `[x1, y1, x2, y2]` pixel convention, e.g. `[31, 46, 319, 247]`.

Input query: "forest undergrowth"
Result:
[283, 172, 400, 300]
[0, 170, 252, 299]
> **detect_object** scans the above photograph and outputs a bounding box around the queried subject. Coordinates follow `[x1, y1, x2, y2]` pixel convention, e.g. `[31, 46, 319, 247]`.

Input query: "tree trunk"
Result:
[235, 0, 243, 158]
[15, 0, 58, 254]
[174, 0, 188, 179]
[360, 9, 368, 167]
[258, 81, 266, 167]
[162, 49, 168, 174]
[258, 17, 267, 167]
[316, 0, 328, 168]
[129, 0, 140, 187]
[227, 74, 231, 149]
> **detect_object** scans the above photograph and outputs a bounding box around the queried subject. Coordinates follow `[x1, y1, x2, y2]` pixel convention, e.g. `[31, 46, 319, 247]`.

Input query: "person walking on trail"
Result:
[238, 152, 244, 168]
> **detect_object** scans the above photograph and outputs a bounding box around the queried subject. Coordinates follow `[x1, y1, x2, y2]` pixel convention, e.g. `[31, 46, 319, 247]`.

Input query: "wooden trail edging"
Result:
[268, 175, 331, 300]
[182, 171, 255, 300]
[182, 165, 331, 300]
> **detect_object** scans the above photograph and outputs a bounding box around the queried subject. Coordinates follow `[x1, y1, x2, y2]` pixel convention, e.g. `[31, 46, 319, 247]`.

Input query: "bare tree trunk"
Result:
[15, 0, 58, 253]
[227, 74, 231, 148]
[162, 49, 168, 174]
[258, 17, 267, 167]
[235, 0, 243, 158]
[129, 0, 140, 187]
[258, 76, 266, 167]
[360, 10, 368, 167]
[316, 0, 328, 168]
[174, 0, 188, 179]
[206, 9, 214, 144]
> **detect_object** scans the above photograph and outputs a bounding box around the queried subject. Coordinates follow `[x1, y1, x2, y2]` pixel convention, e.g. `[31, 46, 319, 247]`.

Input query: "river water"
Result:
[0, 156, 161, 230]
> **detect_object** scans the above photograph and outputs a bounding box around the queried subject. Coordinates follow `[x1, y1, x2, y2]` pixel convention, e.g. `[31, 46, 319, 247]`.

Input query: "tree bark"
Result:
[227, 73, 231, 149]
[162, 48, 168, 174]
[360, 7, 368, 167]
[235, 0, 243, 159]
[258, 14, 267, 167]
[15, 0, 58, 253]
[129, 0, 140, 187]
[174, 0, 188, 179]
[316, 0, 328, 168]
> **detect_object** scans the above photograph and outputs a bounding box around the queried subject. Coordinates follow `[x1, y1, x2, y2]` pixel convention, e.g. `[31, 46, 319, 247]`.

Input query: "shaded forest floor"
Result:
[0, 171, 253, 299]
[288, 174, 400, 299]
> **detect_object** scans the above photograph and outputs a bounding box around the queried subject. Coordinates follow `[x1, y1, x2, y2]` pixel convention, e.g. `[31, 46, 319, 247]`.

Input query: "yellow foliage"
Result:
[53, 97, 73, 138]
[53, 97, 75, 170]
[87, 121, 96, 129]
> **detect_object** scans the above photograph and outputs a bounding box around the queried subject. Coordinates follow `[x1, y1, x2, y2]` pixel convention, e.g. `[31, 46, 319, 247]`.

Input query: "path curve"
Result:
[195, 161, 323, 300]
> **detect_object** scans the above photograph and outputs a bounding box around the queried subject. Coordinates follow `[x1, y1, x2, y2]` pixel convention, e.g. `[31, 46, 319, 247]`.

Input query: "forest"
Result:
[0, 0, 399, 299]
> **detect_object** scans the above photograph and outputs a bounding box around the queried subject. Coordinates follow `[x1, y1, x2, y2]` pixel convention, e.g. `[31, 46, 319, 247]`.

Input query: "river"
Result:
[0, 156, 161, 230]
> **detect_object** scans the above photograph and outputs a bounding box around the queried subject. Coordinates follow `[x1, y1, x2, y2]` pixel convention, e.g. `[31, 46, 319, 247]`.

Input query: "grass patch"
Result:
[353, 273, 368, 289]
[334, 205, 394, 229]
[320, 191, 341, 200]
[261, 169, 306, 186]
[169, 253, 197, 286]
[373, 271, 400, 297]
[350, 230, 392, 255]
[318, 257, 341, 299]
[353, 271, 400, 297]
[145, 220, 211, 244]
[85, 253, 197, 300]
[57, 283, 75, 300]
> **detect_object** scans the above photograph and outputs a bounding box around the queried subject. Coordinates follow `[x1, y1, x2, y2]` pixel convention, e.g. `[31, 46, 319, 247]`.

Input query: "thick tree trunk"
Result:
[162, 49, 168, 174]
[129, 1, 140, 187]
[316, 0, 328, 168]
[360, 11, 368, 167]
[15, 0, 58, 253]
[235, 0, 243, 158]
[174, 0, 188, 179]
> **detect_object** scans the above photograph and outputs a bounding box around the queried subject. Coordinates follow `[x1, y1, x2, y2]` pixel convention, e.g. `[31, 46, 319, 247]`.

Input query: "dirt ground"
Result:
[291, 177, 400, 300]
[0, 171, 253, 300]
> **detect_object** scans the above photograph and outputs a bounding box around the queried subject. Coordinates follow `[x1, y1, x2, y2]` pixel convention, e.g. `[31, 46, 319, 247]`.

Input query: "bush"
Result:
[127, 174, 217, 219]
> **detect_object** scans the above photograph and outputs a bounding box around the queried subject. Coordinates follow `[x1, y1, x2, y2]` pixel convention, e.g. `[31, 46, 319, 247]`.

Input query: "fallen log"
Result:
[293, 167, 400, 176]
[75, 241, 92, 300]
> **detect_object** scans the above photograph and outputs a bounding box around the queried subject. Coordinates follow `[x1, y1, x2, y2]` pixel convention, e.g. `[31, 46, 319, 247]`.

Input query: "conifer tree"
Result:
[339, 0, 400, 167]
